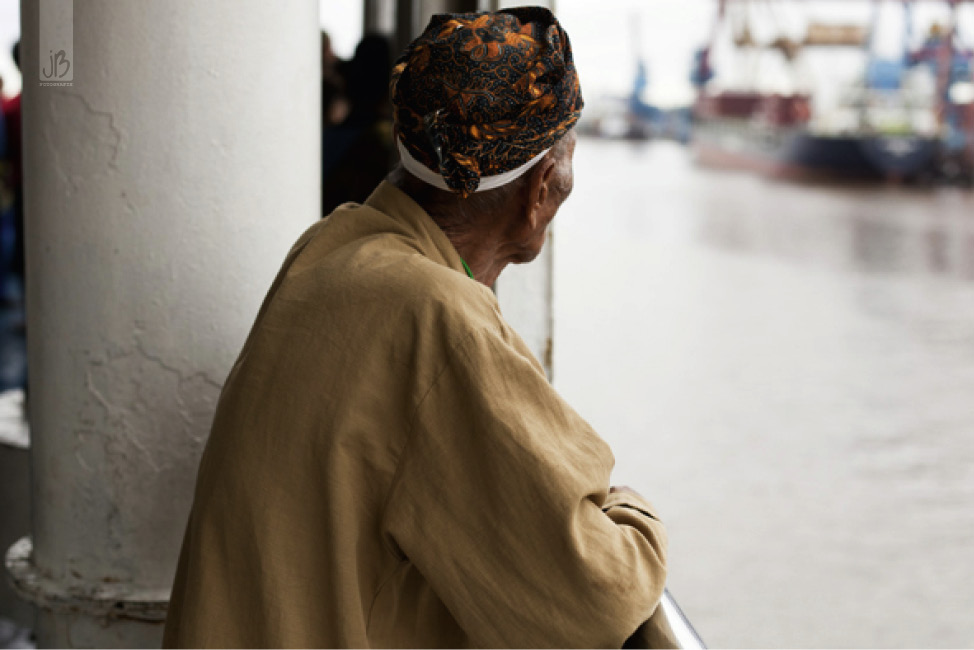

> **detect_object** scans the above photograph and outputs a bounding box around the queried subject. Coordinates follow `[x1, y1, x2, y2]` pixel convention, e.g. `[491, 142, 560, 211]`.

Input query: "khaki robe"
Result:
[163, 182, 669, 648]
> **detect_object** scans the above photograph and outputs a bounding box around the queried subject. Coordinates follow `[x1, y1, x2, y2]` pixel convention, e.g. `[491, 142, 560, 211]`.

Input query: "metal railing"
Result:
[625, 589, 707, 649]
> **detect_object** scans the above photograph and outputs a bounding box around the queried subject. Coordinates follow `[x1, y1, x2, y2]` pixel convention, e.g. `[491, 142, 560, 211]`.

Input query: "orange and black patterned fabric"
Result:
[391, 7, 583, 195]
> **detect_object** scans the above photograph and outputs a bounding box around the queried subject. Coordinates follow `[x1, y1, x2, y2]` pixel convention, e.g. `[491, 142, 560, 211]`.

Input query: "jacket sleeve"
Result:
[383, 324, 668, 648]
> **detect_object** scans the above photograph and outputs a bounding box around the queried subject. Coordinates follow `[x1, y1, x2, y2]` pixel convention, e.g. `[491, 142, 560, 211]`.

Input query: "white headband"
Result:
[397, 138, 551, 193]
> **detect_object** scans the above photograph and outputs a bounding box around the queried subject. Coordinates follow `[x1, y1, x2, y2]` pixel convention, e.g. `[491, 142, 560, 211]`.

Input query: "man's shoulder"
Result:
[362, 240, 505, 342]
[282, 206, 506, 344]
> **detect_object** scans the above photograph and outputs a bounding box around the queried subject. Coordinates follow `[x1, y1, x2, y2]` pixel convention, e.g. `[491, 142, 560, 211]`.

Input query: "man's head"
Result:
[391, 126, 575, 266]
[387, 7, 582, 283]
[390, 7, 581, 195]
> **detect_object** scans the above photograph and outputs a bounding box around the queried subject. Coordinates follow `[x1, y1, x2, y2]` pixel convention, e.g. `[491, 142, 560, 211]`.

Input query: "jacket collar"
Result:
[364, 181, 467, 278]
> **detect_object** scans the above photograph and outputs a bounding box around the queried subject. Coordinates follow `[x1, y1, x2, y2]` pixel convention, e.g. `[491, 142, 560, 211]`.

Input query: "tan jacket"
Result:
[163, 182, 669, 648]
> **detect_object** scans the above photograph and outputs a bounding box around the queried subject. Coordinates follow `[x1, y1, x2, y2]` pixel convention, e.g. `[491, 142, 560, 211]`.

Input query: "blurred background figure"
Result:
[2, 41, 21, 293]
[321, 30, 347, 129]
[0, 40, 24, 395]
[321, 33, 397, 216]
[0, 33, 29, 650]
[0, 75, 9, 240]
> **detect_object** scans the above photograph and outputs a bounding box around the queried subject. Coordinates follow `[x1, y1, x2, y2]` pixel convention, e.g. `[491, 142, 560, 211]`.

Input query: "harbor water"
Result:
[552, 138, 974, 648]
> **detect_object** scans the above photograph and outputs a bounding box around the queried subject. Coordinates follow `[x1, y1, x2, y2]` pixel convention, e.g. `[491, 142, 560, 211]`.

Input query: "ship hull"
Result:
[693, 120, 940, 181]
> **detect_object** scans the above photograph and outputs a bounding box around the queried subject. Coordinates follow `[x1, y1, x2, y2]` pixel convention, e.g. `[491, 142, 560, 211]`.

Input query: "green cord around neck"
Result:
[460, 258, 474, 280]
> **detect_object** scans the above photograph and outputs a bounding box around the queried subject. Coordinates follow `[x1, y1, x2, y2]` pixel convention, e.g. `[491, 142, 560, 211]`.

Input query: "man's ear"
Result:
[524, 155, 557, 230]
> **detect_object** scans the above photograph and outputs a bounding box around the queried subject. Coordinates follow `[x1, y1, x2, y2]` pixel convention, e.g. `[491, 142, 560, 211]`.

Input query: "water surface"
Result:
[553, 138, 974, 648]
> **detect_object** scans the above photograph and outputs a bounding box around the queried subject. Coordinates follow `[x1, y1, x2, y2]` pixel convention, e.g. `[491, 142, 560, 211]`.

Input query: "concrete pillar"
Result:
[6, 1, 319, 647]
[495, 237, 555, 378]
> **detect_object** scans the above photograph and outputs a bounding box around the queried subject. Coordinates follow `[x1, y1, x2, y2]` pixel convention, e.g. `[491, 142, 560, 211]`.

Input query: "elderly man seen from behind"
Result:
[163, 7, 669, 648]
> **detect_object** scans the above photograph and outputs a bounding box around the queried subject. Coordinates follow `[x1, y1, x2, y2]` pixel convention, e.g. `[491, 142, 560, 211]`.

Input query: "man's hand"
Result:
[610, 485, 646, 500]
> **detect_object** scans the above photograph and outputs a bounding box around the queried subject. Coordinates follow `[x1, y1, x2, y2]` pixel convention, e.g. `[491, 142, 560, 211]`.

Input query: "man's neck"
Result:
[389, 169, 517, 287]
[446, 230, 511, 287]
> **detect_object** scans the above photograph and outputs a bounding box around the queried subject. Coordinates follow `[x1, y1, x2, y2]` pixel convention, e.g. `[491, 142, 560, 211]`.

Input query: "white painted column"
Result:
[495, 234, 555, 378]
[6, 1, 319, 647]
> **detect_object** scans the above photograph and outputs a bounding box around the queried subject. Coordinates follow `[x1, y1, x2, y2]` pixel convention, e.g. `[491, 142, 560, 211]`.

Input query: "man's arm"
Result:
[383, 325, 667, 648]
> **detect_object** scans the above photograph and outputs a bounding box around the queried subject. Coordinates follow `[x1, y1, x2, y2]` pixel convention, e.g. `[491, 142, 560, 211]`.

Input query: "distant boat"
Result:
[577, 62, 692, 143]
[693, 90, 941, 180]
[691, 0, 974, 182]
[577, 15, 693, 143]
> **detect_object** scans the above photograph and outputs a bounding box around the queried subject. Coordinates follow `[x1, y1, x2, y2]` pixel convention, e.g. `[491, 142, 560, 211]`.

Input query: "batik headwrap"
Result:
[390, 7, 583, 196]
